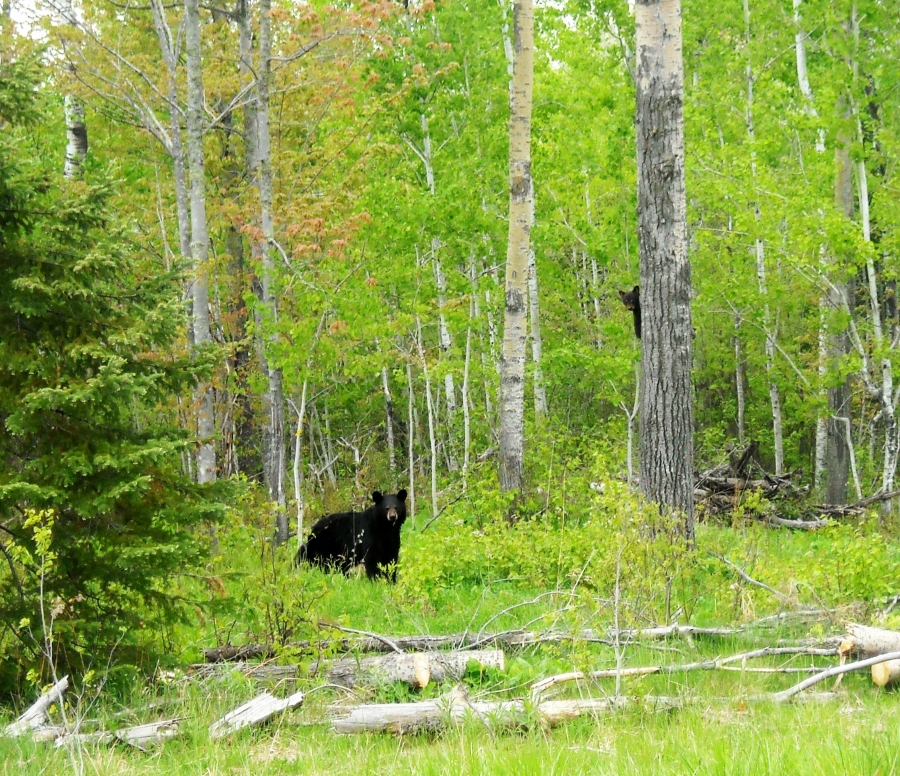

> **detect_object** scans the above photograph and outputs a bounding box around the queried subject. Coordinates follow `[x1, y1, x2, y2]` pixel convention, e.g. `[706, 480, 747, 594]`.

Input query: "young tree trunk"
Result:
[734, 314, 746, 446]
[382, 366, 397, 472]
[416, 318, 439, 521]
[635, 0, 694, 538]
[60, 0, 87, 180]
[823, 120, 855, 504]
[406, 361, 417, 526]
[183, 0, 216, 484]
[499, 0, 534, 495]
[744, 0, 783, 476]
[255, 0, 288, 542]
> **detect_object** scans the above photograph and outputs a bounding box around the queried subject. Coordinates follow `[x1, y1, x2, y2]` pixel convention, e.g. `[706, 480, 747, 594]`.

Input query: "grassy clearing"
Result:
[4, 515, 900, 775]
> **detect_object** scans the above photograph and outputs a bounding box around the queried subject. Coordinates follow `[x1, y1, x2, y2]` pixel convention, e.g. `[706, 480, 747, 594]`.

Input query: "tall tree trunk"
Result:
[382, 366, 397, 472]
[406, 362, 417, 526]
[255, 0, 288, 542]
[823, 117, 854, 504]
[744, 0, 783, 476]
[635, 0, 694, 538]
[499, 0, 534, 495]
[184, 0, 216, 484]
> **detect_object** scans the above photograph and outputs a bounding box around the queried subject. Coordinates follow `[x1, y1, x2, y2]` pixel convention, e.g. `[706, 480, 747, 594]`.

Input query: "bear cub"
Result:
[298, 490, 408, 581]
[618, 285, 641, 339]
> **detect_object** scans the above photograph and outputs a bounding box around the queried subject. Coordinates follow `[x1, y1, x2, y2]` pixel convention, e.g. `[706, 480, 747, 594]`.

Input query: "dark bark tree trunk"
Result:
[635, 0, 694, 540]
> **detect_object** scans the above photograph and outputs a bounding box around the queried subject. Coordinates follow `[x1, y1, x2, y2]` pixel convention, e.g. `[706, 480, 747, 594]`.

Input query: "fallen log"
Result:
[815, 490, 900, 517]
[192, 649, 504, 688]
[842, 623, 900, 657]
[55, 718, 182, 750]
[209, 691, 304, 739]
[203, 623, 754, 663]
[332, 687, 680, 734]
[871, 659, 900, 688]
[4, 676, 68, 738]
[326, 649, 504, 688]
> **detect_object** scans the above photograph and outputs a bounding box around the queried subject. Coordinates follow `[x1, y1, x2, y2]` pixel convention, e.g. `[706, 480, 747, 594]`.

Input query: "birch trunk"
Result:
[416, 318, 439, 521]
[382, 366, 397, 472]
[635, 0, 694, 536]
[184, 0, 216, 484]
[734, 314, 746, 446]
[744, 0, 783, 476]
[255, 0, 288, 541]
[527, 238, 547, 418]
[499, 0, 534, 494]
[406, 361, 417, 526]
[61, 0, 87, 180]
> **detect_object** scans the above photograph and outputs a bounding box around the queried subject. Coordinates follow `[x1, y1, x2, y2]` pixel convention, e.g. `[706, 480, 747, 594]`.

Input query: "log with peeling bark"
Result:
[4, 676, 68, 738]
[55, 718, 182, 750]
[209, 691, 304, 739]
[332, 687, 680, 734]
[842, 623, 900, 658]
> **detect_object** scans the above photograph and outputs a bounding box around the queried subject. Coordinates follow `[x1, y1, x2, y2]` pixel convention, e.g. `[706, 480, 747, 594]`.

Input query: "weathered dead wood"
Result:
[326, 649, 504, 688]
[203, 624, 758, 664]
[4, 676, 68, 738]
[209, 691, 304, 739]
[815, 490, 900, 517]
[842, 623, 900, 657]
[530, 646, 839, 699]
[332, 687, 680, 734]
[55, 718, 182, 750]
[192, 650, 504, 689]
[769, 650, 900, 703]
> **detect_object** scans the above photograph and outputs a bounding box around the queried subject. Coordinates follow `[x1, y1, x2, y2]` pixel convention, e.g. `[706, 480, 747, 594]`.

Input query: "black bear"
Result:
[618, 285, 641, 339]
[298, 490, 408, 581]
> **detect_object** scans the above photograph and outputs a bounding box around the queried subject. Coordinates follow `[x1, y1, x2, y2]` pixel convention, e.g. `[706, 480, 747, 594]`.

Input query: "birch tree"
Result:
[183, 0, 216, 484]
[499, 0, 534, 494]
[635, 0, 694, 538]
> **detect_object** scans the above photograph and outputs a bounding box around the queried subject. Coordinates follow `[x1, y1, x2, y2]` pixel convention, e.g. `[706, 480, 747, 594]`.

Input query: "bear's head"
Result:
[372, 490, 408, 525]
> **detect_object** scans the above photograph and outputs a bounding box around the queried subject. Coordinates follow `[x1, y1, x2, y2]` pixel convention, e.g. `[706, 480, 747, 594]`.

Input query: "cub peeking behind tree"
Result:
[618, 285, 641, 339]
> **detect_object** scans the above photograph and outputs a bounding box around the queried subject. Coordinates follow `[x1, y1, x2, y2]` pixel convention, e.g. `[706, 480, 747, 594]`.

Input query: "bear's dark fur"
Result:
[618, 285, 641, 339]
[297, 490, 408, 581]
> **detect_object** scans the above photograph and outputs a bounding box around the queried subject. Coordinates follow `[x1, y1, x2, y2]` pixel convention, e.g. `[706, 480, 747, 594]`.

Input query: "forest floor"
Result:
[3, 518, 900, 775]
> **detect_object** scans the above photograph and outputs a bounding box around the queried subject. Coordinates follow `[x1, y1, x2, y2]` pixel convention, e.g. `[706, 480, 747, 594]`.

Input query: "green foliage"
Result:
[0, 54, 226, 695]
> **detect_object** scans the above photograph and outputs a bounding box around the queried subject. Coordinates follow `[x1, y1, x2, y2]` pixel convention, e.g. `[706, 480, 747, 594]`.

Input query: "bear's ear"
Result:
[633, 285, 640, 294]
[372, 491, 383, 503]
[618, 289, 627, 301]
[397, 489, 408, 501]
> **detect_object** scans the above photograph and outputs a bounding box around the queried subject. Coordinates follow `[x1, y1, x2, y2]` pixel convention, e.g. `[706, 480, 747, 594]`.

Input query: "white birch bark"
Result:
[499, 0, 534, 494]
[183, 0, 216, 483]
[406, 362, 417, 526]
[415, 318, 439, 521]
[527, 236, 547, 417]
[60, 0, 87, 180]
[382, 366, 397, 472]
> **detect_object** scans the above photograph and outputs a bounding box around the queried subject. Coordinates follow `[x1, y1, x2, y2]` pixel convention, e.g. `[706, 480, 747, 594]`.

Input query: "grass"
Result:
[4, 513, 900, 775]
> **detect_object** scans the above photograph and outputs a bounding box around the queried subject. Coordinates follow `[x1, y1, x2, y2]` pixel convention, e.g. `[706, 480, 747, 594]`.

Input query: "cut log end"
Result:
[872, 659, 900, 688]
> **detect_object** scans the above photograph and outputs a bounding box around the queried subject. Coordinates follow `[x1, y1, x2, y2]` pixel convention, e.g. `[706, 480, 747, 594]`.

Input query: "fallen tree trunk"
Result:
[332, 687, 680, 734]
[4, 676, 68, 738]
[871, 659, 900, 688]
[55, 718, 182, 750]
[192, 650, 505, 689]
[203, 623, 754, 663]
[209, 691, 304, 739]
[842, 624, 900, 657]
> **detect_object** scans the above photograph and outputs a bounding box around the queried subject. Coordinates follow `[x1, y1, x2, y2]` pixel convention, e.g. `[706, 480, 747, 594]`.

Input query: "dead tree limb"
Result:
[4, 676, 68, 738]
[209, 691, 304, 739]
[769, 650, 900, 703]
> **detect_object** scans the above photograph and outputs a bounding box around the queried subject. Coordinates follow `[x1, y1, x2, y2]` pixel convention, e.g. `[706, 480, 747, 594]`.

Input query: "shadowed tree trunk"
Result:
[635, 0, 694, 540]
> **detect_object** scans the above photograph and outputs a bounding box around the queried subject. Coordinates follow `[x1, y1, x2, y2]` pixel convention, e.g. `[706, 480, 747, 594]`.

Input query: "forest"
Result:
[3, 0, 900, 770]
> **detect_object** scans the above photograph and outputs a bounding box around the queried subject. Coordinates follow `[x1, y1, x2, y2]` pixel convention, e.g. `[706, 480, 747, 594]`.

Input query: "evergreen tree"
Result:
[0, 55, 224, 692]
